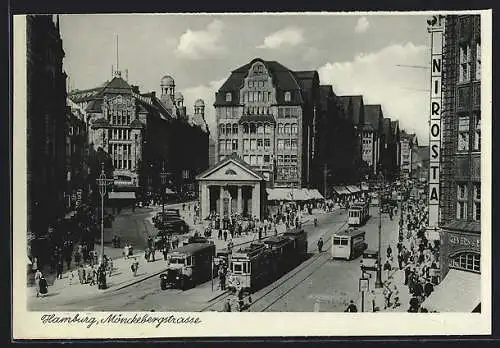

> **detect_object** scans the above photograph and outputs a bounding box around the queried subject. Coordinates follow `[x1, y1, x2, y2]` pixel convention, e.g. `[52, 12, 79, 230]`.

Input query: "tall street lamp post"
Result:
[375, 171, 384, 289]
[96, 163, 114, 264]
[160, 161, 168, 216]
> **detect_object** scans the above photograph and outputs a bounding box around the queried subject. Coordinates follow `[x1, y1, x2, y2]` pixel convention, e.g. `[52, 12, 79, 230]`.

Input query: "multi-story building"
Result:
[208, 136, 217, 167]
[214, 58, 319, 189]
[411, 145, 430, 182]
[361, 104, 384, 178]
[64, 106, 88, 212]
[439, 15, 481, 277]
[69, 72, 209, 199]
[391, 120, 401, 172]
[27, 15, 68, 237]
[400, 131, 417, 178]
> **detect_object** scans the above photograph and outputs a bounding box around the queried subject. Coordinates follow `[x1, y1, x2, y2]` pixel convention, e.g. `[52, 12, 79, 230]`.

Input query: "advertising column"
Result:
[427, 15, 445, 241]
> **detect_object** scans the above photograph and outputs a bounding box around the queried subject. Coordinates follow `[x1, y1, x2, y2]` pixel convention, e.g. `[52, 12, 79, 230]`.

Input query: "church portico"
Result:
[196, 153, 265, 220]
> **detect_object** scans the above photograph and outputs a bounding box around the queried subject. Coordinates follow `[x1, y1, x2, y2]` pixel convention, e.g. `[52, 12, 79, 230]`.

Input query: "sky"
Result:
[59, 13, 432, 144]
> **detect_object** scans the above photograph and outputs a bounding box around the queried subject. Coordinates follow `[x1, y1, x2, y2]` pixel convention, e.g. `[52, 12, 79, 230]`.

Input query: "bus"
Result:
[331, 229, 367, 260]
[347, 201, 370, 226]
[162, 243, 215, 290]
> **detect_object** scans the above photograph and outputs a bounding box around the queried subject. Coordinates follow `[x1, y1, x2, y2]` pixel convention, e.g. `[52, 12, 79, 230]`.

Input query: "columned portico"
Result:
[196, 153, 265, 221]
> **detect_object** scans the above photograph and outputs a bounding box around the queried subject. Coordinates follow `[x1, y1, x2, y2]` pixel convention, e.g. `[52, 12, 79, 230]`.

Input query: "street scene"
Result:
[24, 13, 483, 315]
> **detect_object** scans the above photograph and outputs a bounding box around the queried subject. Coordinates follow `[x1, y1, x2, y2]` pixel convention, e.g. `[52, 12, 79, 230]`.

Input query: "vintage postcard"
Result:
[12, 10, 492, 339]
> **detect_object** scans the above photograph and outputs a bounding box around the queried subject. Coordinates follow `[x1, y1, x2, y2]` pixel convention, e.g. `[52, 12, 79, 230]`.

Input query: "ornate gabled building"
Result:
[213, 58, 319, 189]
[69, 72, 209, 199]
[399, 130, 417, 179]
[361, 104, 384, 178]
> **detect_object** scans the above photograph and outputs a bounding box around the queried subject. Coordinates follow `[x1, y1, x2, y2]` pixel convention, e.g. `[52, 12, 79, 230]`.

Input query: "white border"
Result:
[12, 10, 492, 339]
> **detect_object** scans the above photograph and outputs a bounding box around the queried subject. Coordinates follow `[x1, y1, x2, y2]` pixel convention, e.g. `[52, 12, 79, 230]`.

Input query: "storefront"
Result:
[423, 221, 481, 312]
[196, 153, 266, 220]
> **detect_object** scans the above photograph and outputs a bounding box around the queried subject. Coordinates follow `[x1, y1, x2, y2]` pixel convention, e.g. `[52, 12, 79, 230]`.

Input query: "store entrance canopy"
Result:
[422, 269, 480, 312]
[108, 192, 136, 200]
[346, 185, 361, 194]
[332, 186, 350, 195]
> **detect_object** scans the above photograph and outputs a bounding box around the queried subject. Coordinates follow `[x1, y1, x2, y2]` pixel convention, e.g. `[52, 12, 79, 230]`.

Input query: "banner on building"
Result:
[427, 15, 445, 228]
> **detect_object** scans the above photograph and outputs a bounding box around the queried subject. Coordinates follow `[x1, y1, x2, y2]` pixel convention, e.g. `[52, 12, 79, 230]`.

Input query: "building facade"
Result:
[362, 104, 384, 178]
[439, 14, 481, 276]
[27, 15, 68, 237]
[214, 58, 319, 189]
[400, 131, 417, 178]
[69, 72, 209, 199]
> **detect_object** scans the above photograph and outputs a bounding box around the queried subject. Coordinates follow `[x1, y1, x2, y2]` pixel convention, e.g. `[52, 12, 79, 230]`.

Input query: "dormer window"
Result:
[284, 91, 291, 102]
[225, 92, 232, 102]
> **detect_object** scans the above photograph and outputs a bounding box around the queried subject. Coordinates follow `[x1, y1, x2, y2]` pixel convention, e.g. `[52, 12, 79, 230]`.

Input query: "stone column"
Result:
[219, 185, 224, 217]
[228, 186, 232, 217]
[201, 183, 210, 219]
[237, 186, 243, 214]
[252, 183, 261, 220]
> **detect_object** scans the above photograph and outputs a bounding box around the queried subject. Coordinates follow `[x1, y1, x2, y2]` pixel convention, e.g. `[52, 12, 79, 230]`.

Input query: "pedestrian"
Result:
[56, 258, 64, 279]
[344, 300, 358, 312]
[223, 298, 231, 312]
[238, 288, 245, 312]
[218, 267, 226, 291]
[131, 261, 139, 277]
[38, 275, 48, 297]
[223, 230, 228, 242]
[108, 258, 114, 277]
[78, 264, 85, 284]
[34, 269, 42, 297]
[74, 250, 81, 268]
[69, 271, 75, 286]
[317, 237, 324, 253]
[386, 245, 392, 259]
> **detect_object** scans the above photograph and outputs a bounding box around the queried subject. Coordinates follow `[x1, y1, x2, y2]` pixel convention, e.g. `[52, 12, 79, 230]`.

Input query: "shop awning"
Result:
[266, 188, 310, 201]
[108, 192, 136, 200]
[308, 189, 325, 200]
[422, 269, 481, 312]
[332, 186, 350, 195]
[346, 185, 361, 194]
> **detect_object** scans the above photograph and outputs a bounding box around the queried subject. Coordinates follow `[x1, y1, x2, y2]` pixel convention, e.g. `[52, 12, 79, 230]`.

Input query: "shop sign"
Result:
[449, 232, 480, 250]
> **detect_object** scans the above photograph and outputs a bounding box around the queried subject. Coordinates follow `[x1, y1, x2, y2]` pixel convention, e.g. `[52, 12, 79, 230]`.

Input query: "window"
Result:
[291, 123, 298, 135]
[277, 140, 284, 150]
[285, 139, 291, 150]
[232, 139, 238, 151]
[264, 138, 271, 149]
[257, 155, 264, 165]
[284, 124, 291, 135]
[474, 183, 481, 221]
[284, 91, 291, 102]
[226, 140, 231, 152]
[257, 125, 264, 134]
[291, 139, 298, 149]
[225, 92, 232, 102]
[243, 139, 249, 151]
[264, 124, 271, 135]
[264, 155, 270, 163]
[250, 123, 256, 134]
[226, 123, 232, 135]
[250, 155, 257, 165]
[250, 139, 256, 150]
[219, 124, 225, 136]
[457, 183, 468, 220]
[459, 44, 471, 83]
[243, 124, 249, 134]
[474, 115, 481, 151]
[232, 124, 239, 135]
[243, 155, 250, 164]
[226, 108, 231, 118]
[476, 42, 481, 80]
[290, 155, 297, 164]
[451, 253, 480, 272]
[278, 124, 284, 135]
[458, 132, 470, 151]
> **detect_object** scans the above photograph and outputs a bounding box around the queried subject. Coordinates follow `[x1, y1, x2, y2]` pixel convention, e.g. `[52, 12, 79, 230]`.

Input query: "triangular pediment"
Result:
[197, 159, 263, 182]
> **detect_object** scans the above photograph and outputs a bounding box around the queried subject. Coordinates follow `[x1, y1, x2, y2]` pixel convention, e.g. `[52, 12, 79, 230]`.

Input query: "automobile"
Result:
[360, 249, 379, 271]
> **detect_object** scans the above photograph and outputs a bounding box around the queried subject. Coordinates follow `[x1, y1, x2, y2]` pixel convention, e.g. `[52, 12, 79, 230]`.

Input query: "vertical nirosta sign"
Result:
[427, 15, 445, 228]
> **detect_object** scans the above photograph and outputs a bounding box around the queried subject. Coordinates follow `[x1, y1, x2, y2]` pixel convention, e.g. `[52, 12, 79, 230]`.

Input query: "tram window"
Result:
[243, 262, 248, 274]
[333, 238, 341, 245]
[340, 239, 348, 246]
[185, 257, 191, 266]
[234, 263, 243, 273]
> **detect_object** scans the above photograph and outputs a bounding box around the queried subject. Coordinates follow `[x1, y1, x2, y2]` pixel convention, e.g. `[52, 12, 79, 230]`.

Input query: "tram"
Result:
[331, 228, 368, 260]
[227, 227, 308, 293]
[347, 201, 370, 226]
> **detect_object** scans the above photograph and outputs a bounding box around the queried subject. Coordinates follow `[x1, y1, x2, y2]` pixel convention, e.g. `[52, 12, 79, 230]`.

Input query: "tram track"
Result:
[200, 217, 348, 312]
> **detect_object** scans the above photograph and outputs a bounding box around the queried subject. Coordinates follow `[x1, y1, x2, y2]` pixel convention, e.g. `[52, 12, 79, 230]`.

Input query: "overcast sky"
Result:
[59, 13, 432, 144]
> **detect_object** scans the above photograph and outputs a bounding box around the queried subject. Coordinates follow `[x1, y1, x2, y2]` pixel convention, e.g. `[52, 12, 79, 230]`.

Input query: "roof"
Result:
[196, 152, 266, 180]
[338, 96, 350, 113]
[334, 228, 366, 237]
[340, 95, 363, 125]
[441, 221, 481, 233]
[238, 115, 276, 124]
[319, 85, 334, 111]
[391, 120, 400, 136]
[364, 104, 383, 132]
[346, 185, 361, 193]
[91, 117, 109, 129]
[215, 58, 304, 106]
[170, 243, 214, 255]
[266, 188, 320, 201]
[383, 118, 392, 140]
[70, 76, 133, 109]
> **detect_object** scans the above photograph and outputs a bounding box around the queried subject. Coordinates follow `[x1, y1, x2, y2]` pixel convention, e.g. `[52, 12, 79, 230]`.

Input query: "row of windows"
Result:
[219, 139, 239, 152]
[277, 139, 298, 150]
[456, 183, 480, 221]
[458, 43, 481, 83]
[245, 106, 271, 115]
[68, 126, 83, 136]
[450, 252, 480, 272]
[108, 128, 133, 141]
[276, 154, 298, 165]
[278, 108, 300, 118]
[219, 123, 240, 135]
[277, 166, 298, 180]
[242, 155, 271, 166]
[243, 123, 272, 135]
[457, 182, 480, 200]
[107, 112, 131, 126]
[457, 115, 481, 152]
[362, 139, 372, 145]
[277, 123, 298, 135]
[247, 80, 268, 89]
[108, 143, 134, 170]
[242, 139, 272, 151]
[242, 91, 272, 103]
[217, 107, 240, 118]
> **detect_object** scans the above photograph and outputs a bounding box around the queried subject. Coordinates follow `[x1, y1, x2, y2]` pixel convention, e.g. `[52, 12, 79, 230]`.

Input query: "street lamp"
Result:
[160, 161, 168, 216]
[375, 171, 384, 289]
[96, 163, 114, 264]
